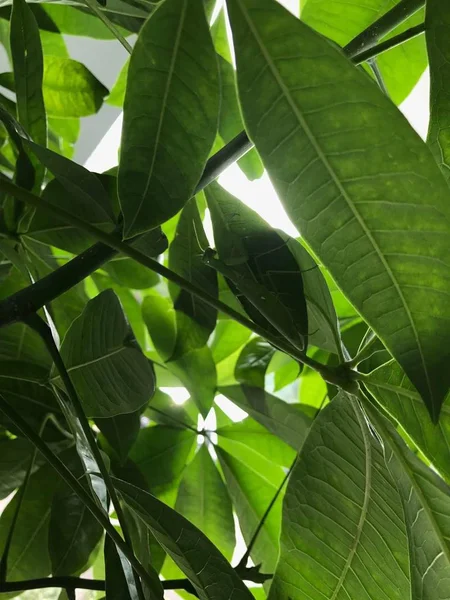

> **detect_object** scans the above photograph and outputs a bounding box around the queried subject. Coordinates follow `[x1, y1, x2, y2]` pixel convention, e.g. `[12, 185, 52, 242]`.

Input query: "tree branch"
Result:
[344, 0, 425, 58]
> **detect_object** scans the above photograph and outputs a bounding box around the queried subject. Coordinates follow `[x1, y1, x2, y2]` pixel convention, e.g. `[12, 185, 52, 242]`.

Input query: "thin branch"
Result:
[236, 458, 296, 570]
[0, 576, 197, 594]
[0, 130, 251, 329]
[0, 394, 155, 590]
[26, 314, 145, 599]
[351, 22, 425, 65]
[82, 0, 133, 54]
[344, 0, 425, 58]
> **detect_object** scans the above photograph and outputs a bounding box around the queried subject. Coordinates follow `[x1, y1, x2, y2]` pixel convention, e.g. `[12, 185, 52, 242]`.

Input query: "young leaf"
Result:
[269, 393, 409, 600]
[176, 445, 236, 560]
[426, 0, 450, 179]
[219, 385, 312, 449]
[118, 0, 220, 237]
[227, 0, 450, 421]
[10, 0, 47, 186]
[43, 56, 108, 117]
[301, 0, 426, 105]
[142, 293, 177, 363]
[115, 478, 255, 600]
[107, 59, 128, 107]
[52, 290, 155, 418]
[48, 450, 103, 576]
[169, 197, 218, 359]
[366, 360, 450, 482]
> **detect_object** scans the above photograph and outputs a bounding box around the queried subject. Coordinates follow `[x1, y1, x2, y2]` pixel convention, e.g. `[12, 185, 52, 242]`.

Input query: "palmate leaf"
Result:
[52, 290, 155, 419]
[118, 0, 219, 237]
[301, 0, 427, 105]
[227, 0, 450, 421]
[115, 478, 254, 600]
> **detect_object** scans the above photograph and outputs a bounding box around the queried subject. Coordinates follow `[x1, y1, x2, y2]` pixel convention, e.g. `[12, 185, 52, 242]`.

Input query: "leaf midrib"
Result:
[128, 0, 187, 234]
[236, 0, 430, 403]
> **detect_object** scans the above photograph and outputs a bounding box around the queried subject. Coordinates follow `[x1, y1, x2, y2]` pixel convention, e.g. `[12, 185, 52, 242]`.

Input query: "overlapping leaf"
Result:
[227, 0, 450, 420]
[118, 0, 219, 236]
[53, 290, 155, 418]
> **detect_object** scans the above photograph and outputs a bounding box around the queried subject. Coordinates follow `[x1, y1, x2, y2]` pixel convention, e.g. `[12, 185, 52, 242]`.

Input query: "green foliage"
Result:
[2, 1, 450, 599]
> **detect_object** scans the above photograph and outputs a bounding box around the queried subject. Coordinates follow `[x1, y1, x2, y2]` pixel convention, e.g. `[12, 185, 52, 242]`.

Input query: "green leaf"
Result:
[0, 436, 68, 500]
[367, 400, 450, 600]
[269, 393, 409, 600]
[43, 56, 108, 117]
[42, 4, 129, 39]
[216, 444, 286, 572]
[426, 0, 450, 179]
[0, 462, 61, 582]
[118, 0, 220, 237]
[0, 361, 60, 433]
[146, 388, 197, 430]
[176, 445, 235, 560]
[301, 0, 426, 105]
[115, 478, 255, 600]
[105, 534, 164, 600]
[24, 142, 115, 227]
[169, 197, 218, 359]
[10, 0, 46, 185]
[96, 410, 141, 466]
[129, 425, 196, 504]
[235, 337, 275, 388]
[269, 351, 300, 391]
[366, 360, 450, 482]
[107, 59, 128, 107]
[0, 322, 50, 368]
[53, 290, 155, 418]
[227, 0, 450, 421]
[219, 385, 311, 449]
[210, 319, 251, 364]
[105, 258, 159, 290]
[48, 451, 103, 576]
[142, 292, 177, 362]
[168, 346, 217, 417]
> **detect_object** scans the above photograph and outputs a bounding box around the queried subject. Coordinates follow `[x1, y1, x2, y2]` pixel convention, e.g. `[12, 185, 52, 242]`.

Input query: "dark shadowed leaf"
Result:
[96, 410, 141, 466]
[115, 478, 255, 600]
[49, 450, 103, 576]
[176, 445, 235, 560]
[118, 0, 219, 237]
[269, 394, 410, 600]
[426, 0, 450, 180]
[169, 197, 218, 359]
[10, 0, 46, 188]
[53, 290, 155, 418]
[219, 385, 311, 449]
[227, 0, 450, 421]
[235, 337, 275, 388]
[0, 463, 61, 582]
